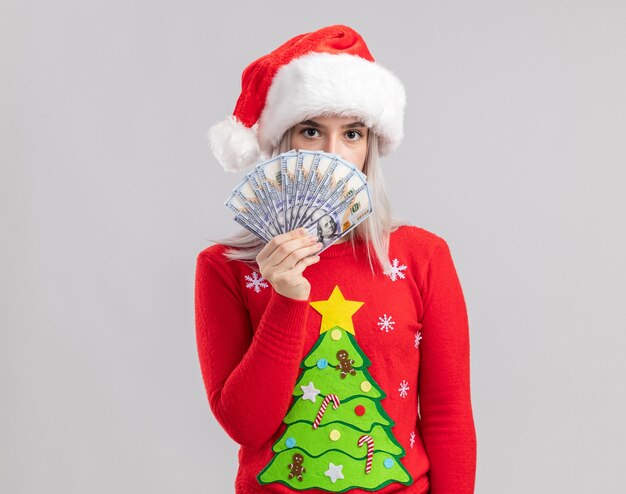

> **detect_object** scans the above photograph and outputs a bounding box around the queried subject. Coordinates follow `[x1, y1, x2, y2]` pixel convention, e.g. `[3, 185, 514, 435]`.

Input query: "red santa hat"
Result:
[208, 25, 406, 172]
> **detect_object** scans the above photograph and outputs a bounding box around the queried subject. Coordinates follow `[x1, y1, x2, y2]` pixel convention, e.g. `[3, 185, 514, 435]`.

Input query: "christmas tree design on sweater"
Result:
[257, 286, 413, 491]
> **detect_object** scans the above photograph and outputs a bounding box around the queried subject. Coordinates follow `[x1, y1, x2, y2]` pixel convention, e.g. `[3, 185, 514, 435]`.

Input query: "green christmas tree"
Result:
[257, 286, 413, 492]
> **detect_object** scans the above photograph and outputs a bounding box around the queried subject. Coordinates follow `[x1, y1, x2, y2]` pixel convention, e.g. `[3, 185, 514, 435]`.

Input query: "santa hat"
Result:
[208, 25, 406, 172]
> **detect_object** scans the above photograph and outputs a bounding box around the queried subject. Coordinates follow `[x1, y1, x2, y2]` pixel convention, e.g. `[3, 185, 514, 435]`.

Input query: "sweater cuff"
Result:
[253, 290, 311, 363]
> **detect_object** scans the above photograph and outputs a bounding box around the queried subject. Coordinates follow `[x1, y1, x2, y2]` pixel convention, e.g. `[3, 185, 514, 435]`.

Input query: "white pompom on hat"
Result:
[208, 25, 406, 172]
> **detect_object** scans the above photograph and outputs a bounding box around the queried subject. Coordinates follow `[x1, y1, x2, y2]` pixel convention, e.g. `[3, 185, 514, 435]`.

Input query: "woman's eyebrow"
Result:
[342, 121, 367, 129]
[300, 119, 323, 128]
[299, 119, 366, 129]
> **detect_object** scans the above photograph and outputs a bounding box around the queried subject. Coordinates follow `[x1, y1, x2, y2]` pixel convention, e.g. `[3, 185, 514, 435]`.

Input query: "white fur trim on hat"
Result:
[257, 52, 406, 156]
[207, 116, 262, 172]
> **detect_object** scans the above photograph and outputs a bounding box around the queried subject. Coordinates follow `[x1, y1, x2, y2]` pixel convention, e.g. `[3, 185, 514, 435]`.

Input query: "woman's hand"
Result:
[256, 228, 322, 301]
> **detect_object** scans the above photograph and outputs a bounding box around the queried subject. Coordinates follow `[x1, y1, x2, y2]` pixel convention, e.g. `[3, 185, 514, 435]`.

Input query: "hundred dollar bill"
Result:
[233, 213, 271, 243]
[244, 169, 282, 235]
[256, 156, 287, 233]
[227, 175, 280, 237]
[280, 150, 298, 232]
[298, 153, 362, 227]
[292, 151, 322, 229]
[301, 181, 372, 251]
[295, 152, 339, 228]
[289, 150, 313, 231]
[308, 152, 344, 209]
[224, 192, 273, 241]
[289, 150, 320, 230]
[224, 193, 272, 243]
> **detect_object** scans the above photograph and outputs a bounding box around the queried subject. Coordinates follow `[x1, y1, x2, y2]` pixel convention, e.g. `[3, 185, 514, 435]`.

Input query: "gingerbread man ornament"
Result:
[335, 349, 357, 379]
[288, 453, 306, 481]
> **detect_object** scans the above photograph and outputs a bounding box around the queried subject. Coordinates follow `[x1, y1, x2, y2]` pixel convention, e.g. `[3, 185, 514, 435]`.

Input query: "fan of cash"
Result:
[225, 150, 373, 252]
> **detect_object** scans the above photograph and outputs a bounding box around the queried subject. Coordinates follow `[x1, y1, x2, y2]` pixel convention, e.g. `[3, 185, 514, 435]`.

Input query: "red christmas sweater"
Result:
[195, 225, 476, 493]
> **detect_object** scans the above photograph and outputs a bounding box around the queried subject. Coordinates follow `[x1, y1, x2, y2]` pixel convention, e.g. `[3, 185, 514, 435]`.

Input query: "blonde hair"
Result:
[214, 127, 407, 275]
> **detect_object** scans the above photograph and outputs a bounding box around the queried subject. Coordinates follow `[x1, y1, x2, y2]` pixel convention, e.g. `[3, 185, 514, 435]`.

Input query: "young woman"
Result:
[195, 25, 476, 493]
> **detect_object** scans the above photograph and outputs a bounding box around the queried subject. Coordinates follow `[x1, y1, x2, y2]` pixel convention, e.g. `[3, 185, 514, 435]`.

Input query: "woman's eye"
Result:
[345, 130, 362, 141]
[303, 128, 320, 138]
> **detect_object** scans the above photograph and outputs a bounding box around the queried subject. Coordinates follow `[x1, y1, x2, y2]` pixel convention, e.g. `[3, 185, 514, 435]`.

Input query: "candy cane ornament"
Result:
[312, 394, 340, 429]
[358, 435, 375, 473]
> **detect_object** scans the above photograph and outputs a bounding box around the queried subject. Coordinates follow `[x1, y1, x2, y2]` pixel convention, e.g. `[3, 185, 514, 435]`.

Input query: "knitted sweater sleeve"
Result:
[418, 239, 477, 493]
[194, 250, 311, 449]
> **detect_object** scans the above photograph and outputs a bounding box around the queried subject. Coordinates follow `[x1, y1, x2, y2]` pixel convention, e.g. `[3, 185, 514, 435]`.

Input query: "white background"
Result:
[2, 1, 625, 492]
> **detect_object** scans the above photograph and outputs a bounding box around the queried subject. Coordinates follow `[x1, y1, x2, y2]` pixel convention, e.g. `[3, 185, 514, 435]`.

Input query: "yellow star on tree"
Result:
[309, 286, 364, 335]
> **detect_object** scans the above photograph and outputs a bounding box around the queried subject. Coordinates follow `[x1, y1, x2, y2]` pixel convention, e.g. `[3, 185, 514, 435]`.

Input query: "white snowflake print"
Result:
[398, 380, 410, 398]
[377, 314, 395, 333]
[244, 271, 269, 293]
[409, 431, 416, 449]
[414, 331, 422, 348]
[384, 258, 407, 282]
